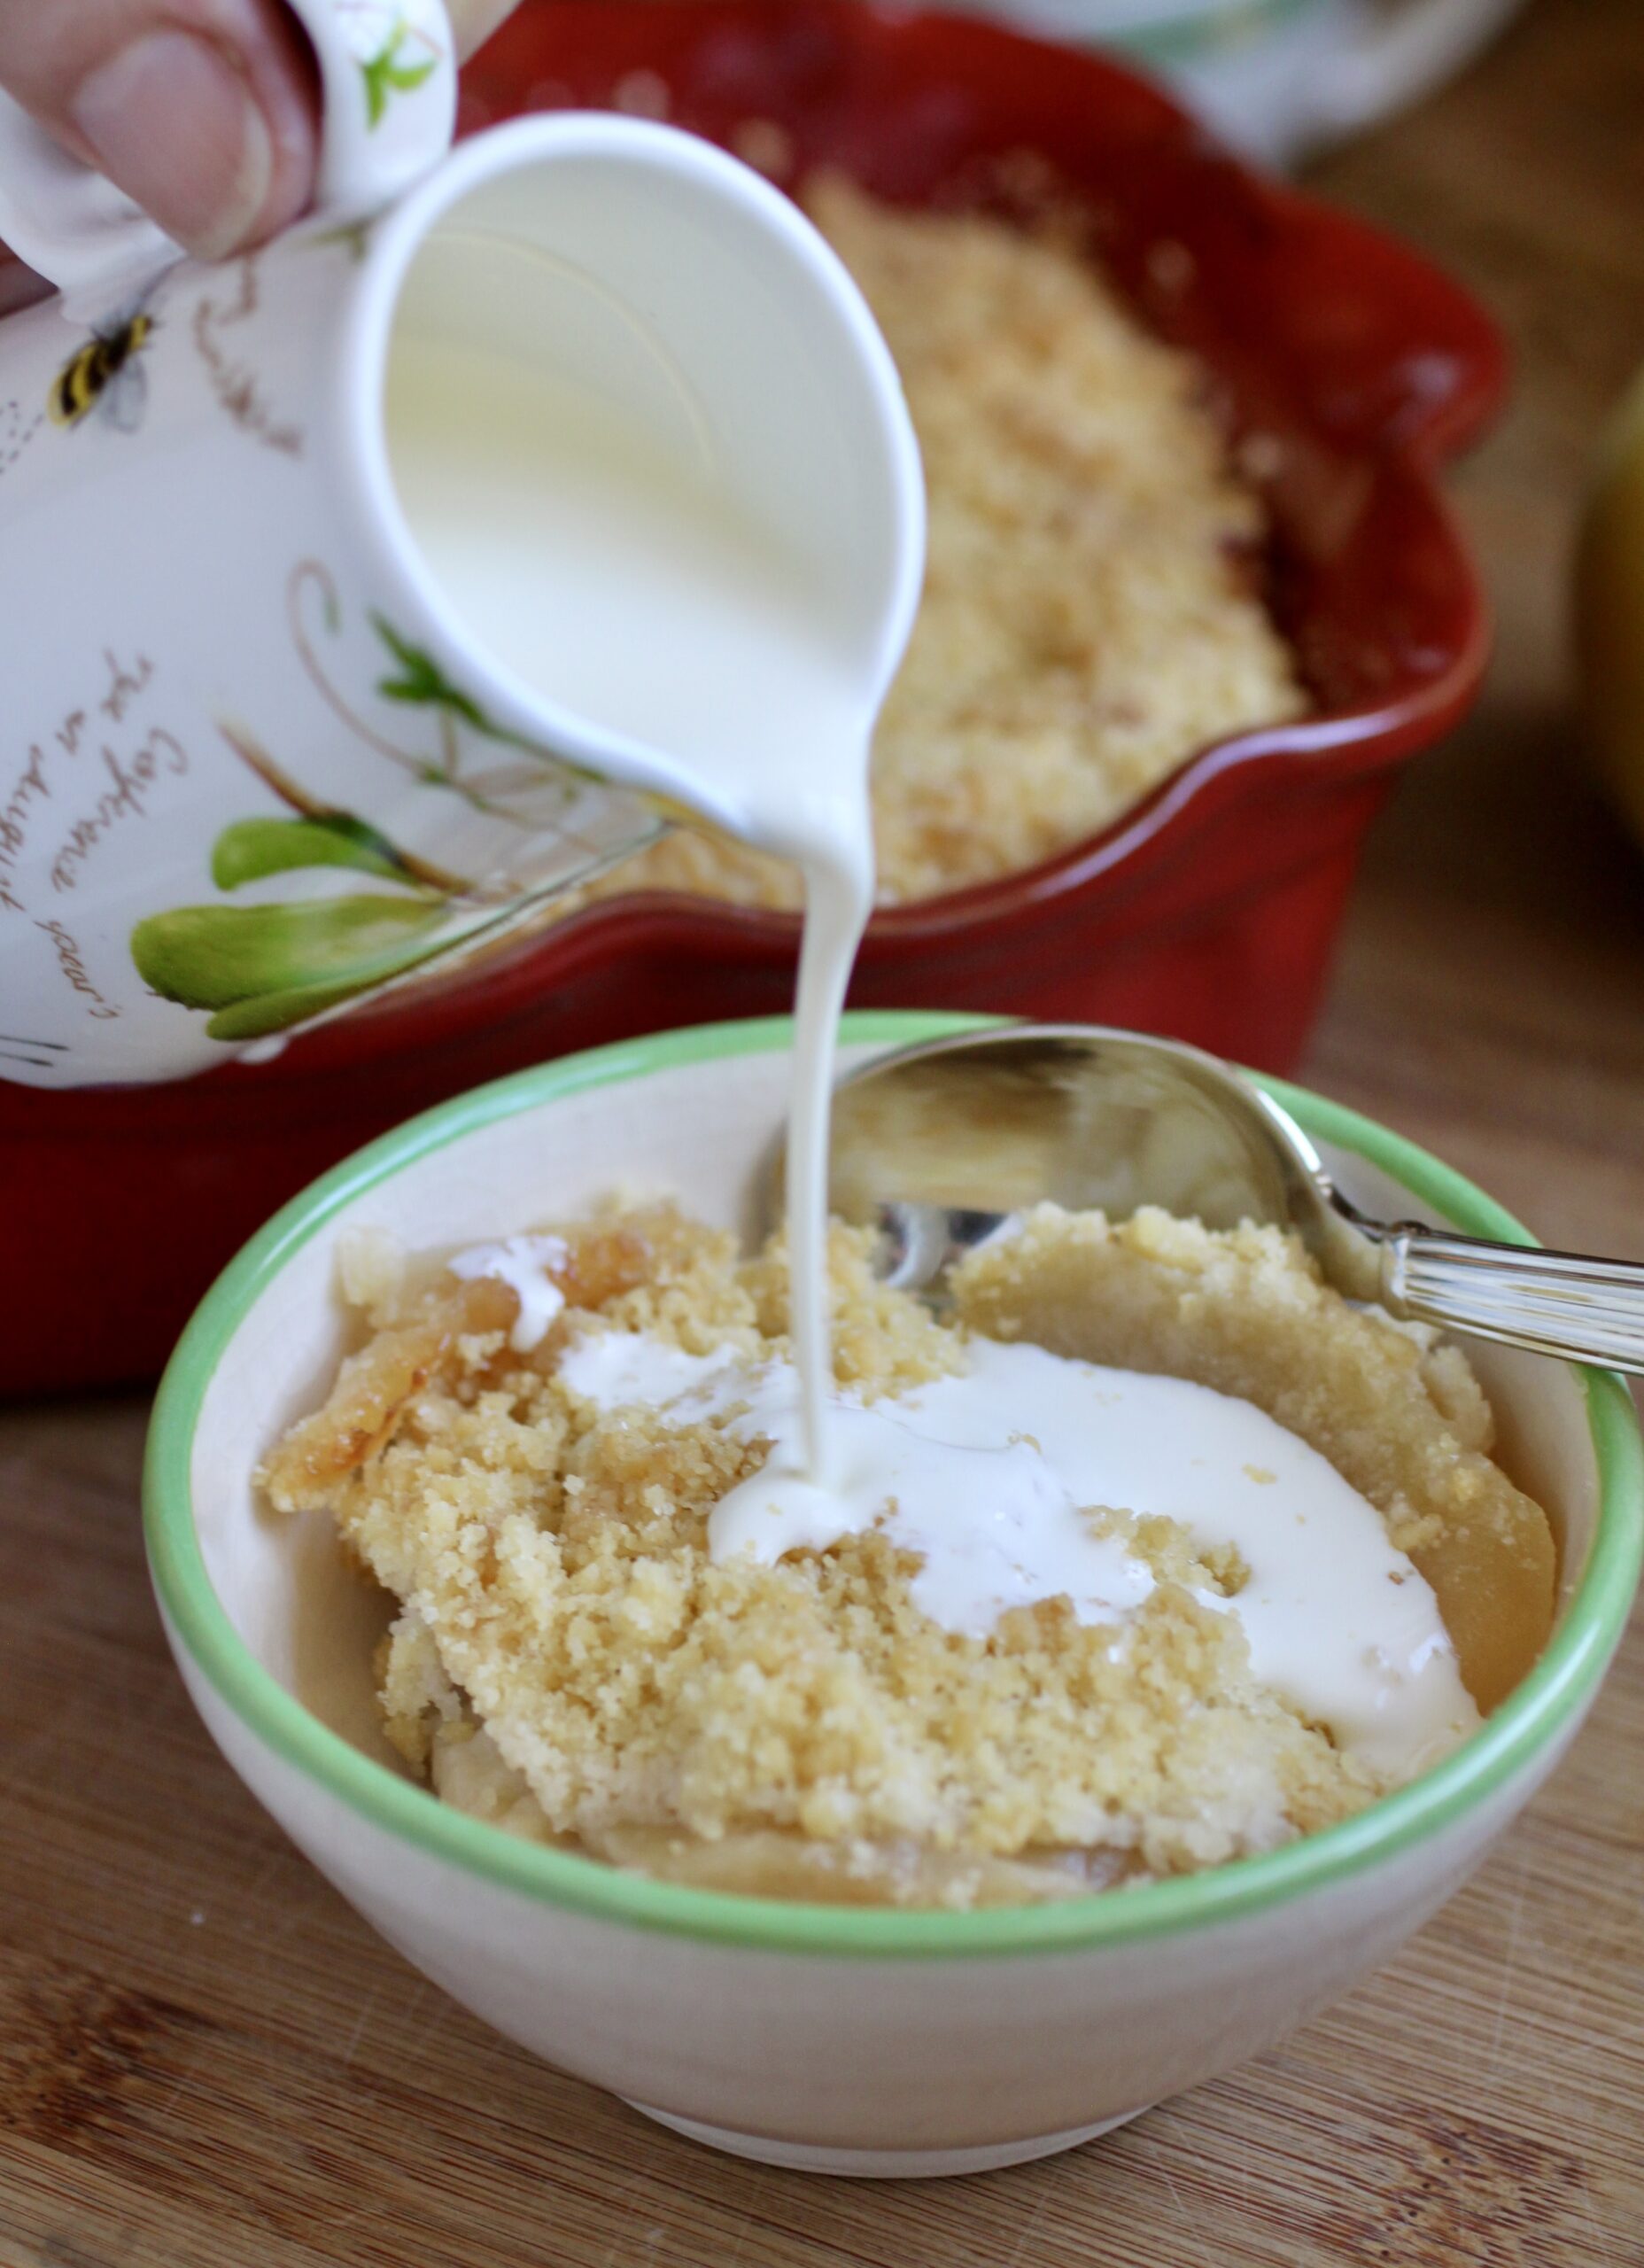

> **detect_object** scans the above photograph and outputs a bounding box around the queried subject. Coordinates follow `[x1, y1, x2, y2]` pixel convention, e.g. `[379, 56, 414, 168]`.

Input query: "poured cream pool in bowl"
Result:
[144, 1013, 1643, 2178]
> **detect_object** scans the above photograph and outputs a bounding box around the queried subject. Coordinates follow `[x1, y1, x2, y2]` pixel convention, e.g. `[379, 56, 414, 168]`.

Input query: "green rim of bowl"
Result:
[144, 1011, 1644, 1958]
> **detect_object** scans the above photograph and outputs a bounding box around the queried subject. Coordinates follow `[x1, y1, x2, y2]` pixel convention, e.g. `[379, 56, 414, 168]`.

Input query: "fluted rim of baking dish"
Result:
[145, 1011, 1644, 1957]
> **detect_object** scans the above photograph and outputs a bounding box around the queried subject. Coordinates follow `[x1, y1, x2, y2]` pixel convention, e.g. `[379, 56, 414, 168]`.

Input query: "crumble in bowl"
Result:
[263, 1200, 1555, 1910]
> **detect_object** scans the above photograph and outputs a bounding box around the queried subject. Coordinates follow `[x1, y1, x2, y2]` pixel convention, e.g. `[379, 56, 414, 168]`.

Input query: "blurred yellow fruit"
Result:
[1575, 364, 1644, 851]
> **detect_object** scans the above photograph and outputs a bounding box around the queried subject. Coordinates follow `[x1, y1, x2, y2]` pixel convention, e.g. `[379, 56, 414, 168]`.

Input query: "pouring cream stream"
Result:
[385, 322, 879, 1482]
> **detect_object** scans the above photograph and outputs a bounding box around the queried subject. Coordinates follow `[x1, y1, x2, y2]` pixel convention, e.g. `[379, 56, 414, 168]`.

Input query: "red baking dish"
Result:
[0, 0, 1504, 1396]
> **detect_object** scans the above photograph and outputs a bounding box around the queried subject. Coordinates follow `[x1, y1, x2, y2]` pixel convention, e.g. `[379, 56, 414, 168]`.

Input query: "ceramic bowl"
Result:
[144, 1013, 1642, 2179]
[6, 0, 1507, 1396]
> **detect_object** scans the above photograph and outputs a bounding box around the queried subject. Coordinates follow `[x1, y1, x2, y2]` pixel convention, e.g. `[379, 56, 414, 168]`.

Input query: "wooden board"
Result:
[3, 2, 1642, 2260]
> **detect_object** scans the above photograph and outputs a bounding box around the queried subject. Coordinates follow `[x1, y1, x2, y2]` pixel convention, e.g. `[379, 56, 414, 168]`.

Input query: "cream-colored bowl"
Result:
[143, 1013, 1643, 2179]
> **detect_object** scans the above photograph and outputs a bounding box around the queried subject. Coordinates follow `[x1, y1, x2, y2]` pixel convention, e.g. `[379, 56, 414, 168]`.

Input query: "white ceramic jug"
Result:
[0, 0, 923, 1088]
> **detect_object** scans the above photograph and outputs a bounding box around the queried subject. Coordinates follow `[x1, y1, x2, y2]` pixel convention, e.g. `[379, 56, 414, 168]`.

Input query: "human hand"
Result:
[0, 0, 517, 304]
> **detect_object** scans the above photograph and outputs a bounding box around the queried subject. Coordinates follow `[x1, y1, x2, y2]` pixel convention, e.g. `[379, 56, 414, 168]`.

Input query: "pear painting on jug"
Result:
[131, 807, 464, 1044]
[130, 569, 658, 1045]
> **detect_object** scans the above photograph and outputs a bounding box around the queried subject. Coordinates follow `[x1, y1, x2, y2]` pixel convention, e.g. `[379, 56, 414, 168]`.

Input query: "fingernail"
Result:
[71, 31, 274, 262]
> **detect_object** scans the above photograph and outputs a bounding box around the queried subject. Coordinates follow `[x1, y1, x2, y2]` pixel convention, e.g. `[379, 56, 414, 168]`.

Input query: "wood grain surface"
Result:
[3, 3, 1642, 2262]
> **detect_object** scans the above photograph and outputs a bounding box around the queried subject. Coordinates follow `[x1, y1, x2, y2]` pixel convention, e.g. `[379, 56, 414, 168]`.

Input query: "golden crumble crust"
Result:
[266, 1203, 1555, 1907]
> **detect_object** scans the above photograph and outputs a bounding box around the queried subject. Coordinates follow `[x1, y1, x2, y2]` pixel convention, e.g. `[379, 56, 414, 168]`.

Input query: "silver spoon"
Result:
[800, 1024, 1644, 1374]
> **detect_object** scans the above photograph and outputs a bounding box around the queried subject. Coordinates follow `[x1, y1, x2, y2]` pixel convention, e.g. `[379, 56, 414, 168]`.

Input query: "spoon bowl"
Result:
[803, 1024, 1644, 1373]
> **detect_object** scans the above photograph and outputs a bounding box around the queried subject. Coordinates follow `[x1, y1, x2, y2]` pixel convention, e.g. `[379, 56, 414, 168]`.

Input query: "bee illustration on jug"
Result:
[49, 296, 157, 434]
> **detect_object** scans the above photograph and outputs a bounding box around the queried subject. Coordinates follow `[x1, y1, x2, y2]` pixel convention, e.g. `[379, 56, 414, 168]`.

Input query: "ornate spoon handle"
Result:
[1368, 1223, 1644, 1373]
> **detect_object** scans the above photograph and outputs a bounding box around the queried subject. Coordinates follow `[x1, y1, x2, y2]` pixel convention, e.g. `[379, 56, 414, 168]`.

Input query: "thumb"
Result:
[0, 0, 322, 261]
[0, 2, 522, 271]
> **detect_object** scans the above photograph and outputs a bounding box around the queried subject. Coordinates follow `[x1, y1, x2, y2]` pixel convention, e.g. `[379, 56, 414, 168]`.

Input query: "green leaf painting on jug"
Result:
[133, 890, 452, 1040]
[132, 789, 460, 1040]
[128, 563, 663, 1050]
[359, 13, 438, 127]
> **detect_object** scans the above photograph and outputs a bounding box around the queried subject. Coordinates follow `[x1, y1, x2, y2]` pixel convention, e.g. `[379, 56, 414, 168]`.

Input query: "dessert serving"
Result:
[149, 1016, 1640, 2171]
[265, 1191, 1556, 1911]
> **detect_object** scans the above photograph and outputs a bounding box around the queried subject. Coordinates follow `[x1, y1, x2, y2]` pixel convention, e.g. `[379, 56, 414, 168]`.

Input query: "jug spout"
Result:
[348, 114, 924, 860]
